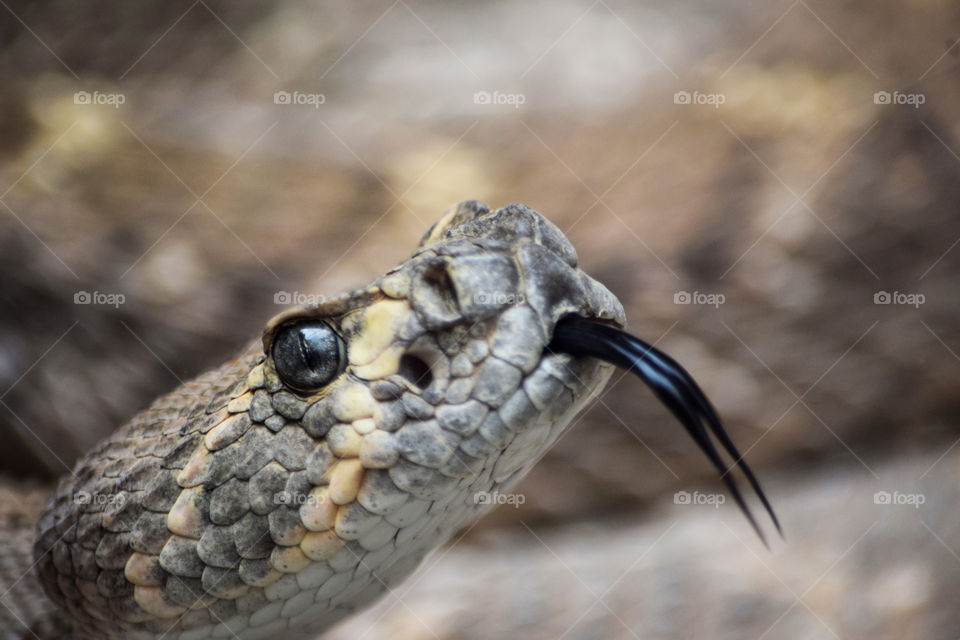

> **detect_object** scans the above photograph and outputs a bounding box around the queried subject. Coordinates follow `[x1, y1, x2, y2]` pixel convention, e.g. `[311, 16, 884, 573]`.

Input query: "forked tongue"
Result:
[549, 315, 782, 545]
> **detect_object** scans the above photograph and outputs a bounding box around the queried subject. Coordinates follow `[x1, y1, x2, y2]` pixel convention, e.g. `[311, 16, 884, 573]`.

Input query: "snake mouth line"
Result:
[548, 314, 782, 545]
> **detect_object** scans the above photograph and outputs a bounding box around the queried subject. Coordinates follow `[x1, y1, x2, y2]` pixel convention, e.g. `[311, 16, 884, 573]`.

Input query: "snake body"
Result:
[27, 201, 625, 638]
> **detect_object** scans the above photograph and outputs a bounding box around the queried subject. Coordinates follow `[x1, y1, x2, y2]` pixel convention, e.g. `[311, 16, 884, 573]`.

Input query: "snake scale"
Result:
[3, 201, 777, 638]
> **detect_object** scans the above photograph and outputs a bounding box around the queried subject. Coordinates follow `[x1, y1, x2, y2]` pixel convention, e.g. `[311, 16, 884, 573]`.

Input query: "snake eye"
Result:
[272, 320, 346, 392]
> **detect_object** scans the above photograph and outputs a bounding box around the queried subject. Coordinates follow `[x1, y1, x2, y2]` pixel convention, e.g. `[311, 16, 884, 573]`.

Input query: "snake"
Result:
[3, 201, 778, 639]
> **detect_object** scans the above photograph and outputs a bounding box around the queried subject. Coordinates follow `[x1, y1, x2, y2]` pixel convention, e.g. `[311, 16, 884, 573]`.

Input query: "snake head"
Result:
[261, 200, 625, 494]
[35, 201, 776, 639]
[265, 199, 777, 540]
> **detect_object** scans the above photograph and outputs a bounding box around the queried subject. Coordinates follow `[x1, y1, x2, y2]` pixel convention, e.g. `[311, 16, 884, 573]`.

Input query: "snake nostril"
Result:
[397, 354, 434, 389]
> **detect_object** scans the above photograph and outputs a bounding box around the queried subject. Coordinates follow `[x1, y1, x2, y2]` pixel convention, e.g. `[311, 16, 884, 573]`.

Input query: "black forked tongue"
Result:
[549, 315, 782, 545]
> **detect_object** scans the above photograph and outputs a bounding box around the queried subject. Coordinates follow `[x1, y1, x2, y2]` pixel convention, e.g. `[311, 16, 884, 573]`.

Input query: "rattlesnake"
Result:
[2, 201, 777, 638]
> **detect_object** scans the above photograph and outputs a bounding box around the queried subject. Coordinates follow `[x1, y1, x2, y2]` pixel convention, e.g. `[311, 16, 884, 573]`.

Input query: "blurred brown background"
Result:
[1, 1, 959, 638]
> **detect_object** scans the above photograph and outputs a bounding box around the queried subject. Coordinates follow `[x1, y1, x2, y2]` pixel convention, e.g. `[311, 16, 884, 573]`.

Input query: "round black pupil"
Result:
[273, 322, 342, 391]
